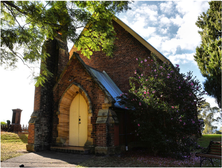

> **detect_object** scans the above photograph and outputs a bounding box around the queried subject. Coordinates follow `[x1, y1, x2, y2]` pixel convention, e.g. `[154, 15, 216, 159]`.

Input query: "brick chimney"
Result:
[11, 108, 22, 132]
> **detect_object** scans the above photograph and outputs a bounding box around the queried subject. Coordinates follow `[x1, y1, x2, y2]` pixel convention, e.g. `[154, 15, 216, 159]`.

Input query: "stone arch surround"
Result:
[56, 82, 93, 146]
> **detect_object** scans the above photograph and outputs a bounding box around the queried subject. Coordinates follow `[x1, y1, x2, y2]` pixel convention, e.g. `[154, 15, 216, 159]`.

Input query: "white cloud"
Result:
[167, 53, 196, 65]
[120, 7, 158, 38]
[160, 31, 200, 55]
[174, 1, 209, 50]
[161, 38, 180, 54]
[171, 14, 184, 26]
[156, 1, 209, 54]
[205, 96, 219, 108]
[160, 27, 169, 34]
[158, 15, 171, 26]
[147, 35, 168, 50]
[117, 3, 160, 38]
[119, 16, 129, 26]
[126, 3, 158, 22]
[175, 1, 209, 16]
[176, 25, 200, 50]
[131, 17, 156, 38]
[160, 1, 173, 14]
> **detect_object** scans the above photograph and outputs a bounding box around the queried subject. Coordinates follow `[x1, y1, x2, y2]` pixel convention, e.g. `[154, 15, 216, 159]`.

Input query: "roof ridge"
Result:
[84, 64, 103, 73]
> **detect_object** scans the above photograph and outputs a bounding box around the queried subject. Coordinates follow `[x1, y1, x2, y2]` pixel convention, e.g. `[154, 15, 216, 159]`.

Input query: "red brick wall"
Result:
[28, 75, 41, 147]
[33, 86, 41, 112]
[28, 124, 35, 144]
[70, 20, 153, 93]
[96, 124, 107, 147]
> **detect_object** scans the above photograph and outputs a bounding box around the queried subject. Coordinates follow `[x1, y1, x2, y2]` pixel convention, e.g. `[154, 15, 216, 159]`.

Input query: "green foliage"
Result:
[1, 121, 7, 125]
[118, 54, 206, 158]
[198, 102, 221, 134]
[1, 1, 130, 86]
[194, 1, 222, 108]
[215, 130, 221, 134]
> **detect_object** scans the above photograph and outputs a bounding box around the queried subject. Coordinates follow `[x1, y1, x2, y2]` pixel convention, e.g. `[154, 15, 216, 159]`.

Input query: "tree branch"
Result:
[2, 1, 61, 29]
[9, 48, 32, 69]
[43, 1, 50, 10]
[76, 26, 85, 29]
[2, 1, 27, 15]
[4, 3, 24, 31]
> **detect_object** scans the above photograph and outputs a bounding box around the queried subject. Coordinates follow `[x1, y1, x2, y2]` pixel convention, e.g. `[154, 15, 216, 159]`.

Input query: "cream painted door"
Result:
[69, 93, 87, 146]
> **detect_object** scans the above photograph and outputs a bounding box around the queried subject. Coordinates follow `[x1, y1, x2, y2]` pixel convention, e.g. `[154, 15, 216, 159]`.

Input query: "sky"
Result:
[0, 1, 221, 129]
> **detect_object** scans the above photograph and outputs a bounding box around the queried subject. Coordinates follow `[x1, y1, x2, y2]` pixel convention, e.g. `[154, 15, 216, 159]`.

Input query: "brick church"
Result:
[26, 17, 171, 154]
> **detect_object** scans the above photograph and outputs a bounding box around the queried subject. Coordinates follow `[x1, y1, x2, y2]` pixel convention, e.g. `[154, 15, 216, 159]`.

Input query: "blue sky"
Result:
[0, 1, 220, 128]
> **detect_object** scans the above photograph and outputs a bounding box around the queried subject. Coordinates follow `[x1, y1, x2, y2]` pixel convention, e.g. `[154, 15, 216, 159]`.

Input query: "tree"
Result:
[1, 1, 130, 86]
[1, 121, 6, 125]
[194, 1, 222, 108]
[198, 102, 222, 134]
[118, 54, 206, 158]
[217, 126, 222, 134]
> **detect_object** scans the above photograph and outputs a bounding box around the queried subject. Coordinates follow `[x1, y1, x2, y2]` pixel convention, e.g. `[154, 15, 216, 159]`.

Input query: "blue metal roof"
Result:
[88, 66, 125, 109]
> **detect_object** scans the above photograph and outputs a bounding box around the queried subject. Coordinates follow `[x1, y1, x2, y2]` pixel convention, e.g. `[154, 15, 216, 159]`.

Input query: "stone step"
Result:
[50, 146, 91, 154]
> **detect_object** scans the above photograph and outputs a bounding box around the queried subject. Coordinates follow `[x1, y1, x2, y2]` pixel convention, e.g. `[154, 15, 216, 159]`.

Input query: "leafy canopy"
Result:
[1, 1, 130, 86]
[194, 1, 221, 108]
[198, 102, 221, 134]
[118, 54, 206, 158]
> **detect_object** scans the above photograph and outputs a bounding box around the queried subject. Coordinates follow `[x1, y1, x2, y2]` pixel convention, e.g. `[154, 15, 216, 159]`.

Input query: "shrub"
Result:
[118, 54, 206, 158]
[215, 130, 221, 134]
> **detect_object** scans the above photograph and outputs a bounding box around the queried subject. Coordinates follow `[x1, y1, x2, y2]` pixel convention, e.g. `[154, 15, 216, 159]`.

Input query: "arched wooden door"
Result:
[69, 93, 87, 146]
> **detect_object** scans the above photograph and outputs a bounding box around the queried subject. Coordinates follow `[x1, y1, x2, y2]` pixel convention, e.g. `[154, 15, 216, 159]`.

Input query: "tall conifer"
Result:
[194, 1, 221, 108]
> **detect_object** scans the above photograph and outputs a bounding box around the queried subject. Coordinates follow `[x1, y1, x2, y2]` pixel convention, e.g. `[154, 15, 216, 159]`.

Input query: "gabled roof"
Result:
[57, 52, 124, 109]
[89, 67, 122, 98]
[88, 66, 125, 109]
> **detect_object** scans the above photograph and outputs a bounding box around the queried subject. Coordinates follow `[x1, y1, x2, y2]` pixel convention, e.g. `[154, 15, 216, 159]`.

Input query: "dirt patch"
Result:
[78, 149, 221, 167]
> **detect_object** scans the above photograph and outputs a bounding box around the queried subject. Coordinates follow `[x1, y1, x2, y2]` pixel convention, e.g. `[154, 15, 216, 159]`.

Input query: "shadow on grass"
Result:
[18, 133, 28, 143]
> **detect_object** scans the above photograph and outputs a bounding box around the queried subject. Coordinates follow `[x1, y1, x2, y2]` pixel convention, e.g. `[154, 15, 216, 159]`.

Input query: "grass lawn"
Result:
[197, 134, 221, 148]
[1, 132, 28, 161]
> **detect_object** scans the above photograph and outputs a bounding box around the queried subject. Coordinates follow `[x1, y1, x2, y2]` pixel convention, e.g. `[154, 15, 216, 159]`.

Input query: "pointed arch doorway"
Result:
[56, 83, 93, 147]
[69, 93, 87, 146]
